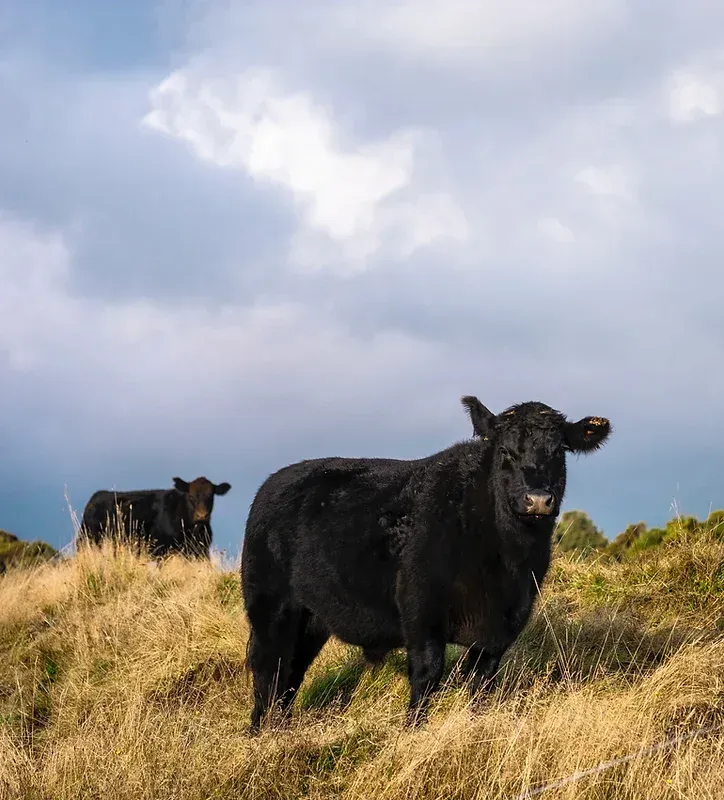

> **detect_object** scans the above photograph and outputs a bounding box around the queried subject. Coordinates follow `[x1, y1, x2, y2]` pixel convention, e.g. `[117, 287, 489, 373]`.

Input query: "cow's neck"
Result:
[170, 491, 193, 529]
[494, 492, 555, 584]
[456, 443, 556, 584]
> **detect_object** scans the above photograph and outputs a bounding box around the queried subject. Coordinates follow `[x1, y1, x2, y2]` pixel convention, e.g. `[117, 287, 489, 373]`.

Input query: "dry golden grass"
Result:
[2, 523, 724, 800]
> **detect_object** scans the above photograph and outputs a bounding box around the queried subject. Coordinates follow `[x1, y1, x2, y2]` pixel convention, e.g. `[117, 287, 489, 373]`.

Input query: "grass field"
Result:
[2, 521, 724, 799]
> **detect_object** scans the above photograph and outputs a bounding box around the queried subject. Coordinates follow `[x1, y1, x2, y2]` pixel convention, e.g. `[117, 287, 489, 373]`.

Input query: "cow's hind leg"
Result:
[247, 598, 301, 733]
[277, 610, 329, 718]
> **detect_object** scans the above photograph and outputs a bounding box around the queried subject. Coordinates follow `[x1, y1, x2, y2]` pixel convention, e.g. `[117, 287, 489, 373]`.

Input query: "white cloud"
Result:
[0, 211, 459, 463]
[0, 213, 72, 370]
[537, 216, 575, 243]
[575, 165, 633, 200]
[667, 59, 724, 123]
[142, 66, 467, 271]
[341, 0, 626, 66]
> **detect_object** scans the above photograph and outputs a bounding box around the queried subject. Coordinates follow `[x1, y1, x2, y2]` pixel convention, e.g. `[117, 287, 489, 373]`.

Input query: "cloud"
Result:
[575, 165, 634, 200]
[335, 0, 627, 71]
[537, 217, 575, 244]
[0, 210, 470, 473]
[5, 0, 724, 552]
[667, 56, 724, 123]
[143, 65, 467, 271]
[0, 213, 69, 371]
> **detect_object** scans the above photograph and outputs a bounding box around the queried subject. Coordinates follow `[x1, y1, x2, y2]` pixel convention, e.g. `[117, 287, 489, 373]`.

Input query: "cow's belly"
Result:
[448, 608, 494, 648]
[320, 604, 404, 650]
[448, 592, 535, 650]
[291, 559, 403, 649]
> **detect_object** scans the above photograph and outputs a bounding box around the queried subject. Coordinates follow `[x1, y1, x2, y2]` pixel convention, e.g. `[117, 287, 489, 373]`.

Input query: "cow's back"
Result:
[242, 454, 429, 648]
[80, 489, 167, 547]
[244, 455, 422, 553]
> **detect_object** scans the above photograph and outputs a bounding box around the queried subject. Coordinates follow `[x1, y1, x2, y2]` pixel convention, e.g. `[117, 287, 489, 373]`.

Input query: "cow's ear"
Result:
[215, 482, 231, 496]
[564, 416, 612, 453]
[461, 395, 496, 438]
[173, 477, 190, 493]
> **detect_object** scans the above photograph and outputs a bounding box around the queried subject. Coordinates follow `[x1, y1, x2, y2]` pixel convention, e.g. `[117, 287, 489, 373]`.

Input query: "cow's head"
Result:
[462, 396, 611, 525]
[172, 476, 231, 530]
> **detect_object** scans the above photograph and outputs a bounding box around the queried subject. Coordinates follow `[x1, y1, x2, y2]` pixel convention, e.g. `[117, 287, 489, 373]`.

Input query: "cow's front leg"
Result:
[461, 645, 502, 704]
[397, 576, 447, 725]
[405, 637, 446, 726]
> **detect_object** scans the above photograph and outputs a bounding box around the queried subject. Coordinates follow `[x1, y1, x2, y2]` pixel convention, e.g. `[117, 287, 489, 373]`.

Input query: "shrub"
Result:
[0, 530, 58, 574]
[553, 510, 607, 554]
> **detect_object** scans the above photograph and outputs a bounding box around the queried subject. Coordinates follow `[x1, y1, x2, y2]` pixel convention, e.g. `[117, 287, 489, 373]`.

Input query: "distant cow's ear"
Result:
[564, 416, 612, 453]
[461, 395, 496, 438]
[215, 482, 231, 496]
[173, 477, 190, 493]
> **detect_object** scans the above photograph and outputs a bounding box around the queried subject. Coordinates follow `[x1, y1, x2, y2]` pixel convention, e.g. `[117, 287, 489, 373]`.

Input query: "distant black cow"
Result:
[241, 397, 611, 731]
[79, 476, 231, 558]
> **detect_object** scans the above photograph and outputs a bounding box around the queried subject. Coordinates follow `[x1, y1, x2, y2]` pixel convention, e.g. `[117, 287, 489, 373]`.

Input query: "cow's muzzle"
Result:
[521, 491, 555, 518]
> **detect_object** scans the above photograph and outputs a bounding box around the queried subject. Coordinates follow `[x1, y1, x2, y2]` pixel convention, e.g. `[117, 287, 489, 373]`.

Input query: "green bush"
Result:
[605, 512, 724, 560]
[628, 525, 667, 553]
[0, 529, 58, 574]
[705, 510, 724, 540]
[553, 510, 607, 554]
[606, 522, 647, 560]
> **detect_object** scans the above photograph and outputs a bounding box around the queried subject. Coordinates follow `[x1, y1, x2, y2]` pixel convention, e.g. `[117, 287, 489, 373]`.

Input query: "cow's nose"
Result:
[524, 492, 555, 515]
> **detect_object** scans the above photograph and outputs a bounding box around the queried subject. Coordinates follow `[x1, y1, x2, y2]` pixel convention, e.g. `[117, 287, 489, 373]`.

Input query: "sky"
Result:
[2, 0, 724, 557]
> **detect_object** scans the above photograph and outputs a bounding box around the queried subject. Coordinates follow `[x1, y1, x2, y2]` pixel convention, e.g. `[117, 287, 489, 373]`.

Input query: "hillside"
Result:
[0, 530, 57, 575]
[2, 522, 724, 799]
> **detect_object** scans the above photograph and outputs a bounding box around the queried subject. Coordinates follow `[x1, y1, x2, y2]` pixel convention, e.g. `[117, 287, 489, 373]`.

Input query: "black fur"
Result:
[240, 397, 611, 731]
[78, 476, 231, 558]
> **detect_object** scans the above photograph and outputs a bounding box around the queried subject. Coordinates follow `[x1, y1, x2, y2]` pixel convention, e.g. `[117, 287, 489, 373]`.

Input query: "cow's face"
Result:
[462, 397, 611, 525]
[172, 476, 231, 528]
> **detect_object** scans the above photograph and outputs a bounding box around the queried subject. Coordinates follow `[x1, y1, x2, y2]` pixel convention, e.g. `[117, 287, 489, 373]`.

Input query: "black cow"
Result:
[241, 397, 611, 731]
[78, 476, 231, 558]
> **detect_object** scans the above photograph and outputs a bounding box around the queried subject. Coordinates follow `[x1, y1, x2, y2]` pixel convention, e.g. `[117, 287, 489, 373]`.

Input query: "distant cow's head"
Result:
[462, 396, 611, 525]
[172, 476, 231, 529]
